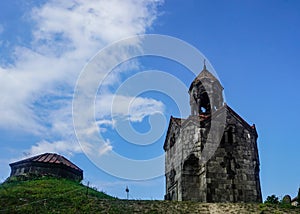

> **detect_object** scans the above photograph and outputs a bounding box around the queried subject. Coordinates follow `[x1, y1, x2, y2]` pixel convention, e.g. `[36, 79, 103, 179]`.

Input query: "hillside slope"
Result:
[0, 177, 113, 213]
[0, 177, 299, 213]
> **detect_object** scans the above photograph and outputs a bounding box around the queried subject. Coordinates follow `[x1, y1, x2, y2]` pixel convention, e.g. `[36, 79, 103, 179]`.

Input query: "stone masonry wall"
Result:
[165, 107, 262, 203]
[206, 110, 262, 202]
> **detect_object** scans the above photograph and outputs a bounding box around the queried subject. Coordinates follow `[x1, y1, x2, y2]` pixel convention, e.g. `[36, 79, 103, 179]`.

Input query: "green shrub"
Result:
[265, 194, 279, 204]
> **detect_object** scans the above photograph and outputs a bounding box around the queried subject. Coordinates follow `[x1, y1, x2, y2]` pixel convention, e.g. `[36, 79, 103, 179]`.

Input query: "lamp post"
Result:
[125, 186, 129, 200]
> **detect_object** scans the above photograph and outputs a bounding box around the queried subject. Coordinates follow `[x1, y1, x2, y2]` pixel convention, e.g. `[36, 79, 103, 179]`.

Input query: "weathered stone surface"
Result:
[164, 65, 262, 203]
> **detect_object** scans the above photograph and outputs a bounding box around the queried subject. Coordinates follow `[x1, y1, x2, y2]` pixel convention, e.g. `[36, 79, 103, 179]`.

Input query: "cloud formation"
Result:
[0, 0, 164, 157]
[95, 94, 164, 124]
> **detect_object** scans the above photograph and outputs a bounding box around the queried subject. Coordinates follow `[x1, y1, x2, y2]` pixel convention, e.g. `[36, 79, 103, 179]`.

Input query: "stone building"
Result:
[164, 63, 262, 202]
[9, 153, 83, 182]
[291, 196, 299, 206]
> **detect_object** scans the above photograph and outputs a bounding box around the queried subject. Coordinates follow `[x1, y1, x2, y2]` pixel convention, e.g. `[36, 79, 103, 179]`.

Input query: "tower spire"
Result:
[203, 59, 207, 70]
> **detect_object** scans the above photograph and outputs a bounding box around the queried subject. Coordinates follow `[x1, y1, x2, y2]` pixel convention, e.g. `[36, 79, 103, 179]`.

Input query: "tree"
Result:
[264, 194, 279, 204]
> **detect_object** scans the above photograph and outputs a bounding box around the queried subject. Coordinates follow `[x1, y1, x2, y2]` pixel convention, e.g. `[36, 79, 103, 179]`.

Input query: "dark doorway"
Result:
[182, 154, 200, 201]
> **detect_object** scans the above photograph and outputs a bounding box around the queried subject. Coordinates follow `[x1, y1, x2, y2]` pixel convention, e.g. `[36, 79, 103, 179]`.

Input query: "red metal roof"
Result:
[10, 153, 83, 172]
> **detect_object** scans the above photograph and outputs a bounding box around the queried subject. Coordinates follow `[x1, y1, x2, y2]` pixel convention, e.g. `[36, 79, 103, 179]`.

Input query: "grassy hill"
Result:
[0, 177, 114, 213]
[0, 177, 299, 213]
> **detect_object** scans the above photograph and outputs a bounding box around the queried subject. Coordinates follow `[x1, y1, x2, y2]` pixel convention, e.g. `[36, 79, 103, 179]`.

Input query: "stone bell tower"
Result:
[164, 62, 262, 203]
[189, 61, 224, 115]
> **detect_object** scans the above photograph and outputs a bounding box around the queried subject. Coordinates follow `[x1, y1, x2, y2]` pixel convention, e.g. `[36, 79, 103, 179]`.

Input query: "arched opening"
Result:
[182, 154, 200, 201]
[198, 91, 210, 114]
[190, 85, 211, 115]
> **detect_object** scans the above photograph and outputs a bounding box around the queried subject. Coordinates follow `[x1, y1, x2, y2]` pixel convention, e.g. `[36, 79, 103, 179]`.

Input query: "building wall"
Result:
[164, 109, 262, 203]
[165, 120, 208, 201]
[205, 110, 262, 202]
[10, 162, 83, 182]
[165, 122, 182, 200]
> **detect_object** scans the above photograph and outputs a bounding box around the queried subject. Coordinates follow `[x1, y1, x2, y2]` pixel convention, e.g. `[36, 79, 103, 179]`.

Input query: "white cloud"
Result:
[31, 0, 161, 49]
[98, 139, 113, 156]
[96, 119, 115, 132]
[26, 138, 113, 160]
[129, 96, 165, 122]
[95, 94, 165, 123]
[0, 0, 164, 155]
[28, 140, 82, 157]
[97, 119, 115, 127]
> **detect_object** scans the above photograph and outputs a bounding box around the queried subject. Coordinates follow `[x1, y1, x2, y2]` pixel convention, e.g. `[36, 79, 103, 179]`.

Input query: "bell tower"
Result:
[188, 61, 224, 115]
[164, 60, 262, 203]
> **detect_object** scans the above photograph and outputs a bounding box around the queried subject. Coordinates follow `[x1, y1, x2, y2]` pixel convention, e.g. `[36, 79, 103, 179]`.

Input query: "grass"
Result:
[0, 176, 114, 213]
[1, 177, 300, 213]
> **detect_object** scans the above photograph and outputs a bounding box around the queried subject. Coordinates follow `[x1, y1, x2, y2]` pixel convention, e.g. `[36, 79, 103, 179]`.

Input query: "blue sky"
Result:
[1, 0, 300, 200]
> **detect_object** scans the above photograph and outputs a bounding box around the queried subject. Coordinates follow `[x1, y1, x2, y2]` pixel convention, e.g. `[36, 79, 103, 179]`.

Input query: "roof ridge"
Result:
[9, 153, 83, 172]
